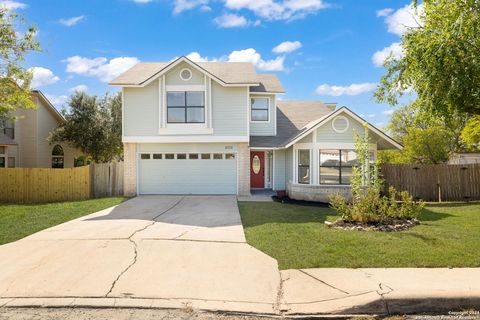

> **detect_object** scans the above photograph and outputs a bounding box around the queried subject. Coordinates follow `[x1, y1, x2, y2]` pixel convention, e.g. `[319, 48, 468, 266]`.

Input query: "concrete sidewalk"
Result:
[1, 267, 479, 316]
[279, 268, 480, 315]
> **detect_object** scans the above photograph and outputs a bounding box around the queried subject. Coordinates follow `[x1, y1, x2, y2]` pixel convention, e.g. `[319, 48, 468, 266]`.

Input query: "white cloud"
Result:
[372, 42, 403, 67]
[69, 84, 88, 93]
[379, 3, 424, 36]
[223, 0, 328, 21]
[376, 8, 393, 17]
[173, 0, 208, 14]
[382, 109, 394, 115]
[130, 0, 153, 3]
[272, 41, 302, 54]
[367, 114, 375, 118]
[185, 52, 217, 62]
[45, 93, 68, 108]
[375, 122, 385, 127]
[228, 48, 285, 71]
[59, 15, 85, 27]
[214, 13, 249, 28]
[30, 67, 60, 88]
[0, 0, 27, 10]
[64, 56, 140, 82]
[315, 82, 377, 96]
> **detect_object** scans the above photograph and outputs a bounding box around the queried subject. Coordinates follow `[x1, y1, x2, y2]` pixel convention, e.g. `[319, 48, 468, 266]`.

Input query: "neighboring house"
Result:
[0, 90, 80, 169]
[448, 152, 480, 165]
[110, 56, 401, 200]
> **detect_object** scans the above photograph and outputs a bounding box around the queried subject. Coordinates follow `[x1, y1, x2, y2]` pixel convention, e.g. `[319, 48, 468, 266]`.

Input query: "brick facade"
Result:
[123, 143, 137, 197]
[237, 142, 251, 196]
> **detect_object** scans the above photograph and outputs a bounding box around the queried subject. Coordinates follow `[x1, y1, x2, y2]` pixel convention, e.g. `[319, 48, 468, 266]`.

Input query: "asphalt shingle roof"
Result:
[109, 59, 285, 93]
[249, 100, 335, 148]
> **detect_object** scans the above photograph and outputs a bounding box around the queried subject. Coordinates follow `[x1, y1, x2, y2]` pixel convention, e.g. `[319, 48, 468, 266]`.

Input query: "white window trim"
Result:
[250, 97, 270, 123]
[331, 115, 350, 133]
[179, 68, 193, 81]
[164, 89, 207, 129]
[296, 149, 312, 185]
[292, 139, 378, 186]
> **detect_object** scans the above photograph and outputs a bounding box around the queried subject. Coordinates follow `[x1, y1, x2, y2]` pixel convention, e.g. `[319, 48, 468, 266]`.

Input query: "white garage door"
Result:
[138, 152, 237, 194]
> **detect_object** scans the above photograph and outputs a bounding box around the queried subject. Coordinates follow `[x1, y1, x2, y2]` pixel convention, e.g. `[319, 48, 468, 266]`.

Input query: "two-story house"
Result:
[110, 57, 401, 200]
[0, 90, 80, 169]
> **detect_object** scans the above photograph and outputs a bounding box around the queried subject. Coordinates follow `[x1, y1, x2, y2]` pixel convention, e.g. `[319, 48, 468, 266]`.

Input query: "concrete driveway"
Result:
[0, 196, 280, 314]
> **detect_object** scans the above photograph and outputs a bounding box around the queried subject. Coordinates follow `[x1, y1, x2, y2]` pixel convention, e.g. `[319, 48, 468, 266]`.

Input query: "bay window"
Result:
[167, 91, 205, 123]
[297, 149, 310, 184]
[319, 150, 359, 185]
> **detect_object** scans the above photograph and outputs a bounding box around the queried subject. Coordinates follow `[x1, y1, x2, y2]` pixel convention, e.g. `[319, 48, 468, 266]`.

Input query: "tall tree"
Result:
[375, 0, 480, 116]
[379, 103, 470, 164]
[0, 8, 39, 119]
[49, 92, 123, 163]
[460, 116, 480, 149]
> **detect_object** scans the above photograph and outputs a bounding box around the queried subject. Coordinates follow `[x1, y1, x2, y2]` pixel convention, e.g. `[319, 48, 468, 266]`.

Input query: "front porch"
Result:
[238, 188, 275, 202]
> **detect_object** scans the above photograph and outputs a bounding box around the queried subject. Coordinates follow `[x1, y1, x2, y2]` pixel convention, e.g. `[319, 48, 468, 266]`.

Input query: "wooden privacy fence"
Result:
[0, 166, 90, 203]
[0, 161, 124, 203]
[90, 161, 124, 198]
[381, 163, 480, 202]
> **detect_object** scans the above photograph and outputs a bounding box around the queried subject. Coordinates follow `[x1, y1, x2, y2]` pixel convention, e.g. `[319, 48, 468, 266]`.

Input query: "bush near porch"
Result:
[238, 201, 480, 270]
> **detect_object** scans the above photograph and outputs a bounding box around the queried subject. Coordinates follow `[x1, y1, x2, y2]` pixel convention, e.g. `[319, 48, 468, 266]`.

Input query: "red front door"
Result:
[250, 151, 265, 188]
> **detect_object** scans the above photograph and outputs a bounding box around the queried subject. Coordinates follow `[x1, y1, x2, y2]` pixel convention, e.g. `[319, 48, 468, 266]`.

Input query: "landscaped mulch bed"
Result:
[325, 218, 420, 232]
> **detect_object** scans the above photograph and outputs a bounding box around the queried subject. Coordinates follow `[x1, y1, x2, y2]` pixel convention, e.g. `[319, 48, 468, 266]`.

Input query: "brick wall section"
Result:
[238, 142, 251, 196]
[123, 143, 137, 197]
[287, 182, 353, 202]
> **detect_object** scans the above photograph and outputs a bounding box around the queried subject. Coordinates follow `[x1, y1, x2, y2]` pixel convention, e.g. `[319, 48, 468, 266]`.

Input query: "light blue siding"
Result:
[316, 114, 367, 143]
[273, 149, 286, 190]
[165, 61, 204, 86]
[298, 133, 313, 143]
[138, 143, 238, 153]
[249, 95, 276, 136]
[124, 81, 159, 136]
[123, 66, 249, 138]
[211, 82, 248, 136]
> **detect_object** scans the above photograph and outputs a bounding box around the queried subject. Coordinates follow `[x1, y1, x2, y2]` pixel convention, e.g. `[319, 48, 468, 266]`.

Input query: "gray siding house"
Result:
[110, 57, 401, 200]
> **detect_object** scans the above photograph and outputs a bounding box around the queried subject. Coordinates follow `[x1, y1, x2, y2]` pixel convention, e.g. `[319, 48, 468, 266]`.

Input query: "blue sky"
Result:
[3, 0, 420, 127]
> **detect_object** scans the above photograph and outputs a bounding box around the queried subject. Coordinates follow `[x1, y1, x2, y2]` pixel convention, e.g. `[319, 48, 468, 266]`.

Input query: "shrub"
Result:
[329, 126, 424, 225]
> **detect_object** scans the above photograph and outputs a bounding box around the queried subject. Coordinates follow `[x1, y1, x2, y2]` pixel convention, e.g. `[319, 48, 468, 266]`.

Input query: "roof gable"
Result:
[32, 90, 65, 123]
[284, 107, 402, 149]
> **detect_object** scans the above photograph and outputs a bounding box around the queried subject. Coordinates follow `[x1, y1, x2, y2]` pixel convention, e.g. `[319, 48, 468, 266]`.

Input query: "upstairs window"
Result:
[0, 119, 14, 139]
[251, 98, 269, 122]
[167, 91, 205, 123]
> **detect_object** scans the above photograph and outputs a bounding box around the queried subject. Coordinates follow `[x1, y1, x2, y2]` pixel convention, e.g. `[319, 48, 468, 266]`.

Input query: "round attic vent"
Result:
[332, 116, 349, 133]
[179, 68, 192, 81]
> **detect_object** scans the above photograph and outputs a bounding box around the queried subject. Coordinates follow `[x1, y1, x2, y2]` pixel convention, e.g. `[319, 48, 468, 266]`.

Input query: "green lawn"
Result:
[0, 197, 126, 245]
[239, 201, 480, 269]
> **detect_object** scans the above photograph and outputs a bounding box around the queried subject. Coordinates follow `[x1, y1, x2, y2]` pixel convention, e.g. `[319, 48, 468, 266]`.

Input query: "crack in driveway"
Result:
[105, 196, 186, 297]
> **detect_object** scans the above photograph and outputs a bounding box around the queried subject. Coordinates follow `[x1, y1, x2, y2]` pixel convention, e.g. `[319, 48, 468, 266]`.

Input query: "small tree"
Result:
[49, 92, 123, 163]
[330, 126, 424, 226]
[0, 8, 40, 119]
